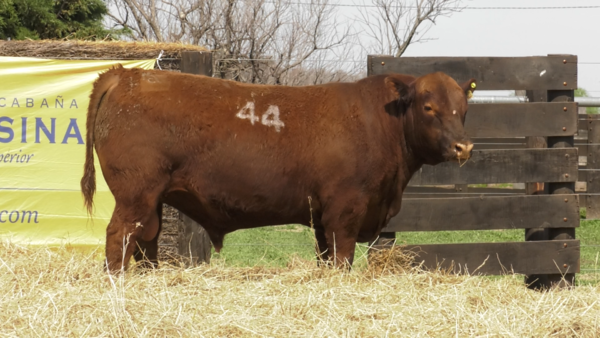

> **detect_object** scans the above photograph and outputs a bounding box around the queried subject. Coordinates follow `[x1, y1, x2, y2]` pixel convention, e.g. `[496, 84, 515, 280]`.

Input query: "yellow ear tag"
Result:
[471, 82, 476, 89]
[467, 90, 473, 99]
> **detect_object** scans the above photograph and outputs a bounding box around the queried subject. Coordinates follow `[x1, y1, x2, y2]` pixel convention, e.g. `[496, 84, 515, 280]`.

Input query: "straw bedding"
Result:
[0, 242, 598, 337]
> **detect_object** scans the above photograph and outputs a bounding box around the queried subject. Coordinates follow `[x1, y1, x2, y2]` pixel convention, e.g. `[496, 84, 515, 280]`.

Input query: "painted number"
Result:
[235, 102, 259, 125]
[236, 102, 285, 132]
[261, 105, 285, 132]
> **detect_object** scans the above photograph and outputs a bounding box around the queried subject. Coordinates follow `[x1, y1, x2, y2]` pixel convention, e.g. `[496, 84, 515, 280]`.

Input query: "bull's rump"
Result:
[92, 68, 381, 226]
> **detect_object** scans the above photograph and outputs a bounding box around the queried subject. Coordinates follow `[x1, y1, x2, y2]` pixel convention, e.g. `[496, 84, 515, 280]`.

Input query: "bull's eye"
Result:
[424, 105, 433, 111]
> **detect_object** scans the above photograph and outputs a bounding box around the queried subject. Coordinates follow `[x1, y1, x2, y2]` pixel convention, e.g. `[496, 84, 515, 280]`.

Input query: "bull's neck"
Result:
[396, 108, 424, 188]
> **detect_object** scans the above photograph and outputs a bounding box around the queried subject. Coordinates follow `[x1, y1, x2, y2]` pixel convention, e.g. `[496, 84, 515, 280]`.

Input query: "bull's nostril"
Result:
[455, 144, 464, 154]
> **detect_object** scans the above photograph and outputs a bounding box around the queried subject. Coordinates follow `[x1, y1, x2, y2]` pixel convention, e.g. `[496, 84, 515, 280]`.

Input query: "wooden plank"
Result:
[371, 232, 396, 249]
[472, 144, 525, 151]
[391, 240, 580, 276]
[526, 136, 547, 195]
[454, 184, 468, 193]
[524, 91, 549, 198]
[579, 169, 589, 181]
[403, 193, 522, 199]
[580, 113, 600, 120]
[178, 213, 212, 265]
[368, 55, 577, 90]
[587, 146, 600, 170]
[587, 121, 600, 174]
[473, 137, 525, 144]
[473, 138, 526, 150]
[466, 103, 577, 137]
[587, 120, 600, 143]
[384, 194, 579, 232]
[578, 118, 600, 132]
[180, 51, 213, 76]
[408, 148, 578, 186]
[586, 194, 600, 219]
[576, 181, 587, 193]
[585, 170, 600, 195]
[405, 186, 525, 195]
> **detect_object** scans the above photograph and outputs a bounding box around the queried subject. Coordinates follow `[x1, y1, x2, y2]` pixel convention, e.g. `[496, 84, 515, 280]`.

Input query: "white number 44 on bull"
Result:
[236, 102, 285, 132]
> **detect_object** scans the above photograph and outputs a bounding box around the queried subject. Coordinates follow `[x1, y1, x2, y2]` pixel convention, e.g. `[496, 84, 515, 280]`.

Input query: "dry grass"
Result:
[1, 242, 599, 337]
[0, 40, 207, 71]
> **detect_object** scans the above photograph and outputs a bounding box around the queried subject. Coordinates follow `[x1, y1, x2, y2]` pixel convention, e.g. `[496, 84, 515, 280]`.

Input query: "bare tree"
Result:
[104, 0, 358, 85]
[357, 0, 463, 57]
[105, 0, 166, 41]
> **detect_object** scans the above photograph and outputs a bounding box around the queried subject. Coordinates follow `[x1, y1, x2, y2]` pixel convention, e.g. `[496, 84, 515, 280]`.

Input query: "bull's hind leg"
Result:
[105, 184, 167, 273]
[133, 203, 163, 269]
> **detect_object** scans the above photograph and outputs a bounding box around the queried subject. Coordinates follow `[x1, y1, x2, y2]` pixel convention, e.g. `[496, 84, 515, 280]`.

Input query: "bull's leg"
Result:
[314, 226, 330, 265]
[323, 227, 358, 267]
[105, 206, 141, 273]
[105, 188, 166, 273]
[320, 200, 365, 268]
[133, 203, 163, 269]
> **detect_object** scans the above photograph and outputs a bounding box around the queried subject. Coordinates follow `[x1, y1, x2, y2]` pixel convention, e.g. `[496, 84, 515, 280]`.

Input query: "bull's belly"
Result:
[161, 158, 393, 243]
[163, 188, 387, 245]
[162, 188, 313, 230]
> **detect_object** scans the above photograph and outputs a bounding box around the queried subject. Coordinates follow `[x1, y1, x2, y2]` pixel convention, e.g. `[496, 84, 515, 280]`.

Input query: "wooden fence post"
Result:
[546, 89, 576, 288]
[177, 213, 212, 265]
[161, 51, 213, 266]
[524, 90, 550, 289]
[525, 55, 578, 289]
[585, 116, 600, 218]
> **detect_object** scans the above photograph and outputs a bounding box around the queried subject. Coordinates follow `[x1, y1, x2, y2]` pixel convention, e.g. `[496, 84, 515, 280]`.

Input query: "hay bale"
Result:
[0, 40, 208, 70]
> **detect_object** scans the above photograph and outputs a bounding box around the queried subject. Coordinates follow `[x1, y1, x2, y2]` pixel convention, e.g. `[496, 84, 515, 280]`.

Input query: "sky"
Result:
[336, 0, 600, 95]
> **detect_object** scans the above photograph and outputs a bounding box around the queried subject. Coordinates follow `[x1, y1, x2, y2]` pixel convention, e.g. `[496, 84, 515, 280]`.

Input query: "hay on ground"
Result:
[367, 245, 420, 276]
[0, 242, 599, 336]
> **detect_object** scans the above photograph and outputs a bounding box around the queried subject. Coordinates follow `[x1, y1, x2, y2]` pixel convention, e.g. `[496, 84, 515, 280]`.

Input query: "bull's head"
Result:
[386, 72, 476, 165]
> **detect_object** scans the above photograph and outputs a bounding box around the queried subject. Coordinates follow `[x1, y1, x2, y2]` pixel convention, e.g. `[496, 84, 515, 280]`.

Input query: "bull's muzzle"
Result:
[454, 142, 474, 161]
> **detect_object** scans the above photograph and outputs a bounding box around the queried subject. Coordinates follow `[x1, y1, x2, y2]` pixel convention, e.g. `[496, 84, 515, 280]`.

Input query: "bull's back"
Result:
[97, 69, 366, 168]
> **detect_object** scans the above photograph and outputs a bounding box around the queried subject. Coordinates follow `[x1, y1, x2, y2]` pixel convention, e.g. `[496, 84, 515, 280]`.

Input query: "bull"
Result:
[81, 66, 476, 271]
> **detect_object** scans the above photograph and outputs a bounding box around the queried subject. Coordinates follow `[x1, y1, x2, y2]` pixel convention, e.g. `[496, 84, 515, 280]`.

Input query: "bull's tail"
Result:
[81, 65, 123, 215]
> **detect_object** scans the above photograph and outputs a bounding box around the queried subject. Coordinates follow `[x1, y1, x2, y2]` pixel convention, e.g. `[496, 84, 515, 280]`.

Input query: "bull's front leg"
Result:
[319, 198, 366, 268]
[314, 226, 330, 265]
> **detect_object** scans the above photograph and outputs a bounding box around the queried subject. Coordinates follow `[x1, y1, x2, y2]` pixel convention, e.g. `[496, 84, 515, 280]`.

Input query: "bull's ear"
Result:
[385, 75, 412, 102]
[461, 78, 477, 99]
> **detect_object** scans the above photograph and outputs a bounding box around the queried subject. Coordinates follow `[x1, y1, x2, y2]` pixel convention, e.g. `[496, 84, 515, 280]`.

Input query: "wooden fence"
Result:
[435, 113, 600, 218]
[369, 55, 581, 289]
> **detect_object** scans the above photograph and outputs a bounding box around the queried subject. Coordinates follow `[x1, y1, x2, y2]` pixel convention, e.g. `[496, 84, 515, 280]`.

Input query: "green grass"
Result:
[211, 220, 600, 285]
[212, 224, 316, 267]
[578, 220, 600, 274]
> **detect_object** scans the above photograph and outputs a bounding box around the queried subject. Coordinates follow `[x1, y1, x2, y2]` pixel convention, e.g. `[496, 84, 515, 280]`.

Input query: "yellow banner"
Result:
[0, 57, 156, 246]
